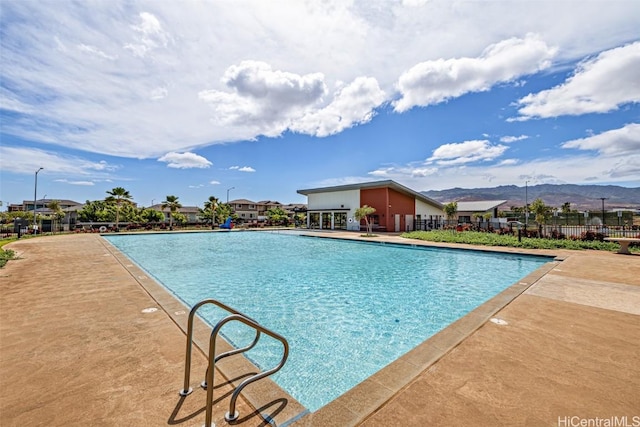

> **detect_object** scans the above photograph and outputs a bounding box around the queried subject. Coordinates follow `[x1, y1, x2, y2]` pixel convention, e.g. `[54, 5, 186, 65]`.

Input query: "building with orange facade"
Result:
[297, 180, 444, 232]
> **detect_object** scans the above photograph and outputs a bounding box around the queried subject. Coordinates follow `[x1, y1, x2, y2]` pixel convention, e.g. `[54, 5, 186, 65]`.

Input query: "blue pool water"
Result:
[104, 231, 549, 411]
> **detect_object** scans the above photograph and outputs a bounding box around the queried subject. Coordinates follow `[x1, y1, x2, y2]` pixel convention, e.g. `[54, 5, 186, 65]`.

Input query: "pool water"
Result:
[104, 231, 549, 411]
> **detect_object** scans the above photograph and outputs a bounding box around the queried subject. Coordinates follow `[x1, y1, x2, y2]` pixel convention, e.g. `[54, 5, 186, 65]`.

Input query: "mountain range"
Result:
[421, 184, 640, 211]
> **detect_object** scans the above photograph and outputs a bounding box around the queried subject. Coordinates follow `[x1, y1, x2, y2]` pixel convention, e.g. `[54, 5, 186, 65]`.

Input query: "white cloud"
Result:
[393, 34, 556, 112]
[54, 179, 96, 186]
[427, 140, 509, 165]
[369, 153, 640, 192]
[157, 152, 212, 169]
[0, 146, 120, 176]
[0, 1, 638, 162]
[229, 166, 256, 172]
[366, 126, 640, 190]
[498, 159, 520, 166]
[291, 77, 386, 136]
[124, 12, 172, 58]
[515, 42, 640, 119]
[77, 44, 117, 60]
[562, 123, 640, 156]
[500, 135, 529, 143]
[209, 180, 221, 185]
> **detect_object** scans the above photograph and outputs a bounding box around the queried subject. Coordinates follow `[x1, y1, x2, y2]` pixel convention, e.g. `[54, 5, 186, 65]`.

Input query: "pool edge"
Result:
[99, 236, 309, 426]
[100, 231, 561, 427]
[286, 234, 560, 427]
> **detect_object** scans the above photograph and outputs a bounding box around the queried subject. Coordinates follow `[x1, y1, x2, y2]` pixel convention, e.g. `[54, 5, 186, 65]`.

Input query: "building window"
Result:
[322, 213, 332, 229]
[334, 212, 347, 230]
[309, 212, 320, 229]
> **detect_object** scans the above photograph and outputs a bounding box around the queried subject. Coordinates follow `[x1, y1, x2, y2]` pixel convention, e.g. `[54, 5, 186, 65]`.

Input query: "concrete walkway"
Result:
[1, 232, 639, 426]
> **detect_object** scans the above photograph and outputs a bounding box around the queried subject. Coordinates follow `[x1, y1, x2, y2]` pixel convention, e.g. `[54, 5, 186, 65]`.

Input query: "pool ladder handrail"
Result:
[179, 298, 289, 427]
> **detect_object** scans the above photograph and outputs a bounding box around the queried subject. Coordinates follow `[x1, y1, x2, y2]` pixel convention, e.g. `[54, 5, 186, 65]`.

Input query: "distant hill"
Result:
[422, 184, 640, 211]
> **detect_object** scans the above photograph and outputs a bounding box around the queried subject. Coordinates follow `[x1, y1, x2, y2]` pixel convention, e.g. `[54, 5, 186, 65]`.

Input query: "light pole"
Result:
[33, 167, 43, 230]
[226, 187, 235, 204]
[524, 180, 529, 228]
[600, 197, 607, 226]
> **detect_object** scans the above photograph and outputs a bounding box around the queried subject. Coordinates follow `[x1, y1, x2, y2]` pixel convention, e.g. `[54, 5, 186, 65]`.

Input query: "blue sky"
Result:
[1, 1, 639, 209]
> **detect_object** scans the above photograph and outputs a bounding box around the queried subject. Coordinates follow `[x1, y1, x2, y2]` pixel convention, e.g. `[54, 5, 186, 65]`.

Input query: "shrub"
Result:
[0, 248, 16, 268]
[401, 230, 629, 252]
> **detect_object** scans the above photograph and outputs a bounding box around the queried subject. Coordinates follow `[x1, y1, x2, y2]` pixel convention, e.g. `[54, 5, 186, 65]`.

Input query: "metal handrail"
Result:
[179, 299, 261, 396]
[205, 314, 289, 426]
[178, 299, 289, 427]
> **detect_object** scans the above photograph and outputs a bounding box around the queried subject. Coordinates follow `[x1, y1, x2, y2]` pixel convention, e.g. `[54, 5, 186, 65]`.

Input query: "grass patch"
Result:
[401, 230, 632, 252]
[0, 237, 19, 268]
[0, 248, 16, 268]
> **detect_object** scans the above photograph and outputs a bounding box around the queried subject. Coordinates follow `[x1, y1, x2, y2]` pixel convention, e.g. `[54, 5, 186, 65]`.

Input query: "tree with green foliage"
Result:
[105, 187, 133, 231]
[530, 198, 550, 236]
[172, 212, 187, 226]
[215, 203, 234, 225]
[200, 196, 220, 226]
[530, 198, 550, 225]
[355, 205, 376, 236]
[161, 195, 182, 230]
[293, 212, 306, 227]
[78, 200, 113, 222]
[443, 201, 458, 223]
[561, 201, 572, 225]
[47, 200, 65, 233]
[119, 203, 140, 223]
[266, 207, 289, 225]
[140, 207, 164, 224]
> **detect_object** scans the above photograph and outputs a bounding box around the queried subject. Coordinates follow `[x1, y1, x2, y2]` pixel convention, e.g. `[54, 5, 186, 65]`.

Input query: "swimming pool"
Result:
[104, 231, 550, 412]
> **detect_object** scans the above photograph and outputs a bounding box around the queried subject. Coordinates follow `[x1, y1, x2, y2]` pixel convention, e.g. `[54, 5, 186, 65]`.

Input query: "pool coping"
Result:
[101, 230, 561, 427]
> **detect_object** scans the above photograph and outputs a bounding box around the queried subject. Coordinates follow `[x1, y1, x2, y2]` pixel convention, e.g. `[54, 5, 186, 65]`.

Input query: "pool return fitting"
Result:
[179, 298, 289, 427]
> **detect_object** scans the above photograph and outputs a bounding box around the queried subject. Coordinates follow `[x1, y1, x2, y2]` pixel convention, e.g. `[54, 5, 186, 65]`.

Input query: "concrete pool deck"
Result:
[1, 231, 639, 426]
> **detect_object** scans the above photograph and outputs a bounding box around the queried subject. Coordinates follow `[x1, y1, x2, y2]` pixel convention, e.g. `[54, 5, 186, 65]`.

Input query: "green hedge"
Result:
[401, 230, 632, 252]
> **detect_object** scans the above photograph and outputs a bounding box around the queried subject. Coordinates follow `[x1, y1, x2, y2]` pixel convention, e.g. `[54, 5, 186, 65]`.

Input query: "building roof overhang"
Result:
[297, 180, 443, 209]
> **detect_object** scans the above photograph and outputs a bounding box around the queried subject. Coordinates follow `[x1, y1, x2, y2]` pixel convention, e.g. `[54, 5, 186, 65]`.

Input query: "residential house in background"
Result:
[9, 199, 83, 214]
[228, 199, 306, 224]
[229, 199, 259, 222]
[149, 204, 200, 224]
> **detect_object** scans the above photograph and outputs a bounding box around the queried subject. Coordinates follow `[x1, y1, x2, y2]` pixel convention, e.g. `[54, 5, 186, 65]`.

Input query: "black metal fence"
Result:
[412, 219, 639, 241]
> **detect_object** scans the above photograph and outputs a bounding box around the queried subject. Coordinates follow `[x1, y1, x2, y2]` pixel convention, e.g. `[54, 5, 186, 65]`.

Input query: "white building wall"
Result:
[308, 189, 361, 231]
[415, 199, 443, 218]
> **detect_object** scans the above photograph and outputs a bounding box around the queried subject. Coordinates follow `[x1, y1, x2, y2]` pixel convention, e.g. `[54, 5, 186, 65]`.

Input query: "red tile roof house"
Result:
[297, 180, 444, 232]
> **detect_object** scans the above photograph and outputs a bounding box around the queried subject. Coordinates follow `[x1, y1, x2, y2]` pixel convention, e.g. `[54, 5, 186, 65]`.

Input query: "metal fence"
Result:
[412, 219, 639, 241]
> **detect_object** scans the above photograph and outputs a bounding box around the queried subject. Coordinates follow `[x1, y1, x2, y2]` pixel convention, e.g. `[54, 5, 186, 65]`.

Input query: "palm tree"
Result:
[161, 195, 182, 230]
[530, 198, 550, 237]
[47, 200, 64, 233]
[202, 196, 220, 226]
[355, 205, 376, 236]
[443, 202, 458, 225]
[105, 187, 133, 231]
[561, 202, 572, 225]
